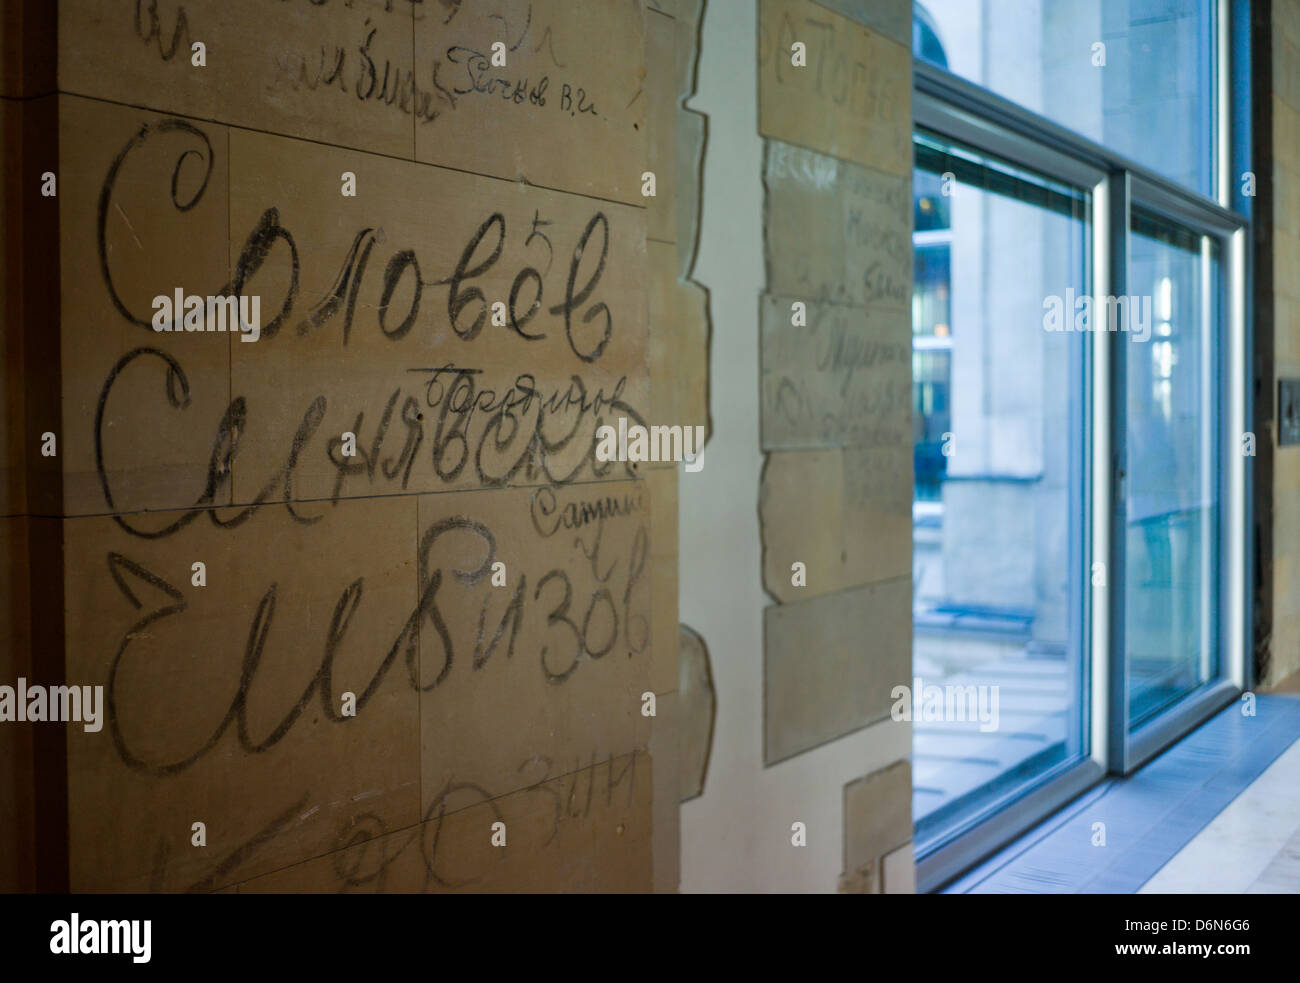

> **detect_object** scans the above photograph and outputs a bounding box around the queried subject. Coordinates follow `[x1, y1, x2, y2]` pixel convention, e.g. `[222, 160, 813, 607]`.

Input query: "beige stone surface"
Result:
[413, 0, 649, 204]
[758, 0, 910, 177]
[763, 577, 911, 763]
[647, 5, 678, 243]
[760, 445, 911, 603]
[235, 750, 652, 893]
[226, 125, 648, 504]
[63, 497, 422, 893]
[649, 689, 680, 892]
[843, 759, 912, 872]
[764, 140, 911, 312]
[57, 96, 233, 517]
[60, 0, 417, 158]
[415, 480, 654, 818]
[33, 0, 700, 896]
[837, 859, 880, 893]
[759, 294, 910, 450]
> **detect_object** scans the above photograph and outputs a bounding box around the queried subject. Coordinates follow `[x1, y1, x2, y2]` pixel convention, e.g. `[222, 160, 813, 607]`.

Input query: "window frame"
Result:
[912, 0, 1253, 892]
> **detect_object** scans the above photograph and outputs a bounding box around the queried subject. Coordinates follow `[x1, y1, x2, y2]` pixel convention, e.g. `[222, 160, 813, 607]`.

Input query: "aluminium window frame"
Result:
[912, 0, 1253, 893]
[1108, 176, 1249, 774]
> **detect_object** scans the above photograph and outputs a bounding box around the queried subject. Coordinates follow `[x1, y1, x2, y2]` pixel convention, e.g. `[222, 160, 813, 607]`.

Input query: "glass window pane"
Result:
[914, 1, 1217, 197]
[1124, 210, 1221, 729]
[912, 135, 1091, 842]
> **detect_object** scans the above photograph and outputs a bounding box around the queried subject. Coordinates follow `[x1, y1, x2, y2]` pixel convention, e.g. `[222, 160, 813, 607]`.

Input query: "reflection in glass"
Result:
[912, 135, 1090, 841]
[913, 0, 1217, 197]
[1124, 211, 1220, 729]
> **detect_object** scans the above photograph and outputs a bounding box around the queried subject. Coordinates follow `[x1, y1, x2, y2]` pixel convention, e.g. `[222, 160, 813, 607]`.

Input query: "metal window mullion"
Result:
[1228, 227, 1249, 692]
[1088, 174, 1111, 774]
[914, 62, 1249, 235]
[1217, 0, 1231, 208]
[1105, 172, 1132, 774]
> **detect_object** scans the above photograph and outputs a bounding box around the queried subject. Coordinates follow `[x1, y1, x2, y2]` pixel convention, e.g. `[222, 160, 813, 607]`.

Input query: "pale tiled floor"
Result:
[947, 696, 1300, 893]
[1139, 738, 1300, 893]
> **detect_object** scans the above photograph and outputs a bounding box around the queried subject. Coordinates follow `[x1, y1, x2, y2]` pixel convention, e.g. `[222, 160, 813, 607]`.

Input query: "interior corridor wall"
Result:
[679, 0, 913, 893]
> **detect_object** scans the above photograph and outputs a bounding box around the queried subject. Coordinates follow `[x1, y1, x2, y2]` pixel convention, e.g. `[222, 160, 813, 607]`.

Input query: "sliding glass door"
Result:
[1122, 212, 1221, 728]
[911, 9, 1252, 883]
[1107, 187, 1246, 773]
[911, 136, 1092, 846]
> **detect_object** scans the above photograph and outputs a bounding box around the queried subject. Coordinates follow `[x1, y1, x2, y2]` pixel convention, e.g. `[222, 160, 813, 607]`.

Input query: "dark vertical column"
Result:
[1, 0, 67, 892]
[1250, 0, 1274, 686]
